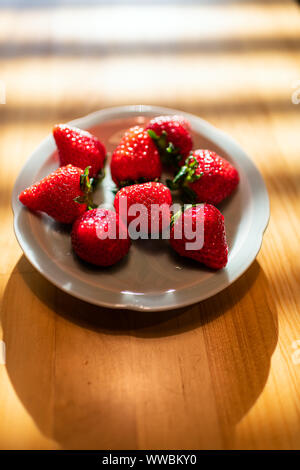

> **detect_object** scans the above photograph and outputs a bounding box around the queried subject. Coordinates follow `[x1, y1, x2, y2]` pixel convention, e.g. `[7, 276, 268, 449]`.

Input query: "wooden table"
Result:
[0, 0, 300, 450]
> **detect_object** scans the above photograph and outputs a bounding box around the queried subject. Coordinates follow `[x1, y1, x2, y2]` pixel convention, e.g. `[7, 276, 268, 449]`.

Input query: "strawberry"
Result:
[71, 208, 131, 267]
[146, 115, 193, 167]
[168, 150, 239, 205]
[110, 126, 162, 187]
[170, 204, 228, 270]
[19, 165, 94, 224]
[114, 182, 172, 235]
[53, 124, 106, 179]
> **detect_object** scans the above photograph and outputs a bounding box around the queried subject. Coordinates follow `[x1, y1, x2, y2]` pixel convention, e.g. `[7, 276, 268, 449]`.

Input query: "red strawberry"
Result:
[146, 115, 193, 167]
[114, 182, 172, 235]
[171, 115, 191, 131]
[168, 150, 239, 205]
[71, 208, 131, 267]
[110, 126, 162, 187]
[53, 124, 106, 178]
[19, 165, 94, 224]
[170, 204, 228, 270]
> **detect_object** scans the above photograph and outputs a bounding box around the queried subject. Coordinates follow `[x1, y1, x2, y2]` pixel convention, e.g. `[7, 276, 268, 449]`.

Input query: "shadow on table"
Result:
[0, 255, 278, 449]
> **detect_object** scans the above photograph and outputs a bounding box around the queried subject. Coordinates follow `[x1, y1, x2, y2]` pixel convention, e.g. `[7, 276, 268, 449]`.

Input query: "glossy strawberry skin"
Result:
[19, 165, 88, 224]
[185, 150, 239, 205]
[71, 209, 131, 267]
[170, 204, 228, 270]
[114, 182, 172, 234]
[53, 124, 106, 178]
[110, 126, 162, 187]
[146, 115, 193, 161]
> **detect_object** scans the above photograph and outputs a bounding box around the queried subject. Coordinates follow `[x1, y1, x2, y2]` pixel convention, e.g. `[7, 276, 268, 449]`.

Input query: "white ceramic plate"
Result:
[12, 105, 269, 311]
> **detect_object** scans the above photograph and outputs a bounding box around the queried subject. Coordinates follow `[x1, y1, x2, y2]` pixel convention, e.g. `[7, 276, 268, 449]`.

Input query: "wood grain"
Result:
[0, 0, 300, 450]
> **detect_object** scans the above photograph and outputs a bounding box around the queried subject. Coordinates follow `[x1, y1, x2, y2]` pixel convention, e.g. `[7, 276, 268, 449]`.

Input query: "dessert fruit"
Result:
[170, 204, 228, 269]
[71, 208, 131, 266]
[114, 182, 172, 235]
[146, 115, 193, 167]
[53, 124, 106, 179]
[110, 126, 162, 187]
[19, 165, 93, 224]
[168, 150, 239, 204]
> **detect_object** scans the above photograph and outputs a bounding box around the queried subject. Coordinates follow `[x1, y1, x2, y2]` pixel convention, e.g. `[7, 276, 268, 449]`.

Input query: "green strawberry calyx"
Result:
[170, 204, 197, 228]
[166, 155, 203, 203]
[74, 166, 97, 210]
[170, 206, 185, 228]
[147, 129, 181, 167]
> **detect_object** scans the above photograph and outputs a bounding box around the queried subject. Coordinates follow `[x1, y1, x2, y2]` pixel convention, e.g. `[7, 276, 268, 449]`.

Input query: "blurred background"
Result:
[1, 0, 300, 142]
[1, 0, 300, 123]
[1, 0, 300, 276]
[1, 0, 300, 451]
[1, 0, 300, 186]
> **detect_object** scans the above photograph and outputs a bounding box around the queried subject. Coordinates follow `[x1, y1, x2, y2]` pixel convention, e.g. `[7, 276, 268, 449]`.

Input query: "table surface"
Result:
[1, 0, 300, 450]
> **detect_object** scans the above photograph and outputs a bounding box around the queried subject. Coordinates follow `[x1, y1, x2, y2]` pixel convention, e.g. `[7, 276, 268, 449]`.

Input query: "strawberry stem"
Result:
[74, 166, 97, 209]
[166, 155, 202, 203]
[167, 155, 202, 188]
[147, 129, 181, 167]
[171, 203, 203, 227]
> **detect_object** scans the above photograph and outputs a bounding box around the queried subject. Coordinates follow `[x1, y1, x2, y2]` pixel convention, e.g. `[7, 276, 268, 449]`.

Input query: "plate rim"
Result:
[12, 105, 270, 311]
